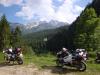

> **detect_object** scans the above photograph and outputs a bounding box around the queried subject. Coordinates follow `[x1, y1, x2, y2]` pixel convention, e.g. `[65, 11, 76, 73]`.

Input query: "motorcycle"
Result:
[56, 52, 86, 71]
[3, 51, 23, 65]
[95, 52, 100, 63]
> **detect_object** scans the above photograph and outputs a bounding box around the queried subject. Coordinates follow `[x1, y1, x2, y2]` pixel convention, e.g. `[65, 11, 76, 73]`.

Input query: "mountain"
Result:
[23, 20, 69, 34]
[10, 20, 69, 34]
[24, 25, 69, 39]
[10, 23, 24, 30]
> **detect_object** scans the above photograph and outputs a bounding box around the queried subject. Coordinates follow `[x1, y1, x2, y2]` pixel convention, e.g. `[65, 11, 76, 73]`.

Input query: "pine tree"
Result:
[12, 26, 22, 47]
[0, 15, 11, 50]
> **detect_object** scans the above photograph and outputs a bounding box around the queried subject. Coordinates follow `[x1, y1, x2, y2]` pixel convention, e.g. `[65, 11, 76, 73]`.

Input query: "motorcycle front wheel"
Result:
[76, 61, 86, 71]
[17, 57, 23, 65]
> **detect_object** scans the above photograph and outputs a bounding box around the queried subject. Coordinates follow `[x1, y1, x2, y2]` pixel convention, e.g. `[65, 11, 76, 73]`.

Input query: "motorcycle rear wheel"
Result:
[56, 60, 63, 67]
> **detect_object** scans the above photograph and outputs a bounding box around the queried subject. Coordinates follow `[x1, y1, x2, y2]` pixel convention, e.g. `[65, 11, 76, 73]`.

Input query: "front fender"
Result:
[19, 54, 23, 58]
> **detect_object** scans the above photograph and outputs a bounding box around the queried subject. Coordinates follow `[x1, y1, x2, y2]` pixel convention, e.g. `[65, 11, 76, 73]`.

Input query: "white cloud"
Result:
[57, 0, 64, 2]
[0, 0, 23, 6]
[0, 0, 87, 24]
[0, 0, 90, 24]
[53, 0, 84, 23]
[15, 0, 86, 24]
[16, 6, 34, 20]
[16, 0, 55, 21]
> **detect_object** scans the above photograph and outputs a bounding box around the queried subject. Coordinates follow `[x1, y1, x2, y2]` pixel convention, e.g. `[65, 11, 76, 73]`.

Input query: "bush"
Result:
[22, 46, 34, 55]
[88, 51, 96, 58]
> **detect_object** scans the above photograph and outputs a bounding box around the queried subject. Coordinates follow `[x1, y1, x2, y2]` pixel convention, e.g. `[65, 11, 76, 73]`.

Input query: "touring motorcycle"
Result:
[3, 49, 23, 65]
[56, 52, 86, 71]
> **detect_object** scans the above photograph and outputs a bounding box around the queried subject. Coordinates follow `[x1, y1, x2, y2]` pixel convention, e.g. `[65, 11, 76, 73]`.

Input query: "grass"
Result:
[24, 53, 56, 68]
[23, 53, 100, 75]
[0, 52, 56, 67]
[0, 52, 100, 75]
[0, 52, 5, 63]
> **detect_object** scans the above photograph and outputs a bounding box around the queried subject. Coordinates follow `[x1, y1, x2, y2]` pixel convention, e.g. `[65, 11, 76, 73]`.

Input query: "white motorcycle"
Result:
[3, 50, 23, 65]
[56, 53, 86, 71]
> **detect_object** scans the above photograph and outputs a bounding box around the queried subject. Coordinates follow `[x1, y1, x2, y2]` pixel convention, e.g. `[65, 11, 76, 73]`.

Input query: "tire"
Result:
[5, 56, 10, 63]
[17, 57, 23, 65]
[56, 60, 60, 66]
[95, 59, 100, 63]
[56, 60, 63, 67]
[77, 62, 86, 71]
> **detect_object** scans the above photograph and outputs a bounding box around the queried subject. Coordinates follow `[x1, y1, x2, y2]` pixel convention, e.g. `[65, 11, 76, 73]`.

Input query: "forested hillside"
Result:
[24, 25, 69, 54]
[46, 0, 100, 53]
[91, 0, 100, 16]
[68, 0, 100, 51]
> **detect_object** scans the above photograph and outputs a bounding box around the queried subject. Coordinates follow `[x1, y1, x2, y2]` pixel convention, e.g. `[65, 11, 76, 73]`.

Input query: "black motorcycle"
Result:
[4, 53, 23, 65]
[56, 53, 86, 71]
[95, 52, 100, 63]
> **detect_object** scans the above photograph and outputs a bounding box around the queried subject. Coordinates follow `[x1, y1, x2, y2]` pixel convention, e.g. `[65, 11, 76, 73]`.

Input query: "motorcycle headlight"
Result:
[20, 54, 23, 57]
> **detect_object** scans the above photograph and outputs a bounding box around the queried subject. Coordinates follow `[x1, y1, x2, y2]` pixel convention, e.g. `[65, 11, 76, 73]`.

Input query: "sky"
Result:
[0, 0, 92, 24]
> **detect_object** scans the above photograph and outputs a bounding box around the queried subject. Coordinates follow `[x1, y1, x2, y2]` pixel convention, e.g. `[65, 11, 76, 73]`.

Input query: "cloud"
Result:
[15, 0, 86, 24]
[0, 0, 23, 7]
[16, 0, 55, 21]
[16, 6, 34, 20]
[53, 0, 84, 23]
[58, 0, 63, 2]
[1, 0, 90, 24]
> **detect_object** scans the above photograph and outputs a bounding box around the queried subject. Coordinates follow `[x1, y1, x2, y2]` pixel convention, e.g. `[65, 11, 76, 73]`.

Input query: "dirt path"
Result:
[0, 63, 99, 75]
[0, 63, 38, 75]
[0, 63, 80, 75]
[0, 63, 59, 75]
[0, 62, 75, 75]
